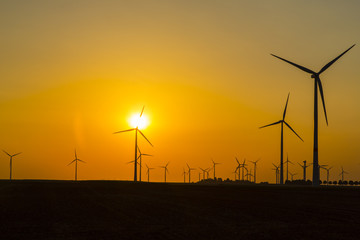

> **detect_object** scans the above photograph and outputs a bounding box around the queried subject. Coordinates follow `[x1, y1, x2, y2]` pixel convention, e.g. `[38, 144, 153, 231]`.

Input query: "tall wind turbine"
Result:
[271, 44, 355, 186]
[246, 169, 254, 183]
[211, 159, 220, 179]
[339, 166, 348, 182]
[199, 167, 208, 180]
[186, 163, 196, 183]
[137, 146, 152, 182]
[298, 160, 311, 181]
[67, 149, 85, 181]
[289, 172, 297, 181]
[250, 158, 260, 183]
[284, 154, 294, 182]
[114, 106, 153, 182]
[260, 93, 303, 184]
[3, 150, 21, 180]
[272, 163, 280, 184]
[145, 164, 154, 182]
[182, 168, 187, 183]
[235, 157, 241, 180]
[159, 162, 169, 183]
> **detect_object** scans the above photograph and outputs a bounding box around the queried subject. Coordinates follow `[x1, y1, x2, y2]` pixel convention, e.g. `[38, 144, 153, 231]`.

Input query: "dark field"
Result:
[0, 181, 359, 240]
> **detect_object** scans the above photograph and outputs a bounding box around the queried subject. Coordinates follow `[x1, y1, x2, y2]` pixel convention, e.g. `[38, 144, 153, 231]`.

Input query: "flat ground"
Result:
[0, 181, 359, 240]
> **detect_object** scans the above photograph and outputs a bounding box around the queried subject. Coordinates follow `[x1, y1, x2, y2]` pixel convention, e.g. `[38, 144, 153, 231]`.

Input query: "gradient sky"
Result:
[1, 0, 360, 182]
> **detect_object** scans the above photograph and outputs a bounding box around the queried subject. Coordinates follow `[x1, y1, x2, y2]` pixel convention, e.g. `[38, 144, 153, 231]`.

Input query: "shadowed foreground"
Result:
[0, 181, 359, 240]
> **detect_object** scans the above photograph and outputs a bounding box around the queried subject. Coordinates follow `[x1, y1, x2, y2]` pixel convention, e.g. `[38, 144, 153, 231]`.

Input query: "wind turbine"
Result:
[246, 169, 254, 182]
[159, 162, 170, 183]
[67, 149, 85, 181]
[289, 172, 297, 181]
[114, 106, 153, 182]
[298, 160, 311, 181]
[3, 150, 22, 180]
[271, 44, 355, 186]
[145, 164, 154, 182]
[182, 168, 187, 183]
[199, 167, 208, 180]
[250, 158, 260, 183]
[320, 166, 332, 185]
[272, 163, 280, 184]
[339, 166, 348, 182]
[211, 159, 220, 179]
[284, 154, 294, 182]
[186, 163, 196, 183]
[137, 146, 152, 182]
[235, 157, 241, 180]
[260, 93, 303, 185]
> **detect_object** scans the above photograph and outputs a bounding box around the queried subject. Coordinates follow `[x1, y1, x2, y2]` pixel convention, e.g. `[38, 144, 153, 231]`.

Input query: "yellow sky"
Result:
[0, 1, 360, 182]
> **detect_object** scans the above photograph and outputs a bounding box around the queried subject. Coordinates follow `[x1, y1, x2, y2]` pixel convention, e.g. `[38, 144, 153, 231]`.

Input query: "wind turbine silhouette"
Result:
[137, 146, 152, 182]
[3, 150, 21, 180]
[289, 172, 297, 181]
[211, 159, 220, 179]
[320, 166, 332, 185]
[339, 167, 348, 182]
[186, 163, 196, 183]
[182, 168, 187, 183]
[114, 106, 153, 182]
[199, 167, 208, 180]
[271, 44, 355, 186]
[298, 160, 311, 181]
[272, 163, 280, 184]
[235, 157, 241, 180]
[250, 158, 260, 183]
[260, 93, 303, 184]
[145, 164, 154, 182]
[246, 169, 254, 182]
[67, 149, 85, 181]
[159, 162, 169, 183]
[284, 154, 294, 182]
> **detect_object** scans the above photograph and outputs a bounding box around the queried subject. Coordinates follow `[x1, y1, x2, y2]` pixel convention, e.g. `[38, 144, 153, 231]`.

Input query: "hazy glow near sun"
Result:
[129, 114, 149, 130]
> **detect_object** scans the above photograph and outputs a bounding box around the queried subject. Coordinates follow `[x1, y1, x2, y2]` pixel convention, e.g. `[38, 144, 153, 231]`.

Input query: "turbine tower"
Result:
[67, 149, 85, 181]
[114, 106, 153, 182]
[298, 160, 311, 181]
[3, 150, 22, 181]
[260, 93, 303, 184]
[250, 158, 260, 183]
[339, 167, 348, 182]
[186, 163, 196, 183]
[159, 162, 169, 183]
[182, 168, 187, 183]
[284, 154, 294, 182]
[137, 146, 152, 182]
[271, 44, 355, 186]
[145, 164, 154, 182]
[211, 158, 220, 179]
[199, 167, 208, 180]
[272, 163, 280, 184]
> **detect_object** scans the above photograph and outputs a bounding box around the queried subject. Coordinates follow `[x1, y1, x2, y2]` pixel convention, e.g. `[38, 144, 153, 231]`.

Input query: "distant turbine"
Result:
[199, 167, 208, 180]
[3, 150, 22, 180]
[289, 172, 297, 181]
[67, 149, 85, 181]
[137, 146, 152, 182]
[271, 44, 355, 186]
[182, 168, 187, 183]
[186, 163, 196, 183]
[250, 158, 260, 183]
[272, 163, 280, 184]
[145, 164, 154, 182]
[241, 159, 247, 181]
[260, 93, 303, 185]
[211, 158, 220, 179]
[284, 154, 294, 182]
[339, 166, 348, 182]
[298, 160, 311, 181]
[245, 169, 254, 182]
[235, 157, 241, 180]
[114, 106, 153, 182]
[159, 162, 170, 183]
[320, 166, 333, 185]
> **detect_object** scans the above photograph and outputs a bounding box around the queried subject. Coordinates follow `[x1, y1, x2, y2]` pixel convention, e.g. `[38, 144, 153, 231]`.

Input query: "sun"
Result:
[129, 113, 149, 130]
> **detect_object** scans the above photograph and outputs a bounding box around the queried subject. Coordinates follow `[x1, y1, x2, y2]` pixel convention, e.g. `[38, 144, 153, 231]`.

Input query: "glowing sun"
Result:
[129, 114, 149, 130]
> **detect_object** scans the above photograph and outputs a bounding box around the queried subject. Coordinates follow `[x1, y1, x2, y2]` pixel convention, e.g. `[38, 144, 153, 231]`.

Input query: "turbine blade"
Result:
[127, 161, 135, 164]
[317, 78, 328, 125]
[137, 129, 153, 147]
[140, 106, 145, 117]
[187, 163, 190, 169]
[235, 157, 240, 165]
[78, 159, 86, 163]
[142, 154, 152, 157]
[318, 44, 356, 74]
[67, 159, 76, 166]
[12, 152, 22, 157]
[284, 121, 303, 142]
[166, 162, 170, 167]
[271, 54, 315, 74]
[259, 121, 282, 129]
[3, 150, 11, 157]
[283, 93, 290, 120]
[113, 128, 135, 134]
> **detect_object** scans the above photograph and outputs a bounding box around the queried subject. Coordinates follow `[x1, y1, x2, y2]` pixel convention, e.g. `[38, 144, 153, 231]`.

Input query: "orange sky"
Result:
[0, 1, 360, 182]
